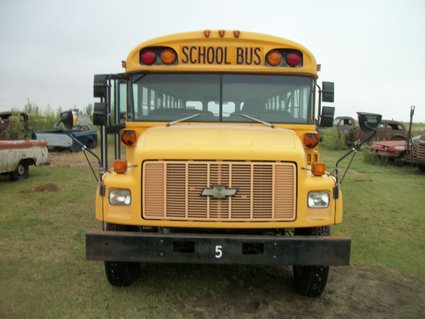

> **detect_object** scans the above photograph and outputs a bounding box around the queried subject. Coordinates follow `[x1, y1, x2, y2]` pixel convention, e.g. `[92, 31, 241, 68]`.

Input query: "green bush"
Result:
[410, 122, 425, 136]
[0, 112, 26, 140]
[320, 127, 347, 150]
[362, 148, 390, 165]
[23, 101, 60, 131]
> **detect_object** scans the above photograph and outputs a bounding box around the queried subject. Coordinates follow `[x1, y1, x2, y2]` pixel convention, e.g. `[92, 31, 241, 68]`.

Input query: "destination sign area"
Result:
[180, 46, 263, 65]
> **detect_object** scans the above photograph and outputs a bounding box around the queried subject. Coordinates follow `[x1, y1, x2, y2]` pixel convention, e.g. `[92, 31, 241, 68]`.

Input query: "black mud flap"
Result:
[86, 231, 350, 266]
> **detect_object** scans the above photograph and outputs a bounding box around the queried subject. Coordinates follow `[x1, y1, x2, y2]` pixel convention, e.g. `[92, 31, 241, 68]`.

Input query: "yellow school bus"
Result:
[86, 30, 350, 297]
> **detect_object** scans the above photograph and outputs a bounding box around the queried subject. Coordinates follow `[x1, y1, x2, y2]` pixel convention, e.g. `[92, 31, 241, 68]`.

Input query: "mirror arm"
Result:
[333, 124, 378, 199]
[316, 83, 322, 119]
[63, 132, 102, 183]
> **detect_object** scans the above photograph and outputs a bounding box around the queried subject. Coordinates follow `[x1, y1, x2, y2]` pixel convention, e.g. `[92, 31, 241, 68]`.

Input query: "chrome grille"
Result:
[415, 141, 425, 161]
[143, 161, 296, 221]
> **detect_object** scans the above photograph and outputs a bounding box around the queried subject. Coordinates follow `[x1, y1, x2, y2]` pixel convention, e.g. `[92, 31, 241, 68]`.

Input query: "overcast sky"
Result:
[0, 0, 424, 122]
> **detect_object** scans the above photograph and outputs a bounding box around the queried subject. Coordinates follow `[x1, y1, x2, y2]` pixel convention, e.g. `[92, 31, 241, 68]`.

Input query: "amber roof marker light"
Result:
[203, 30, 211, 38]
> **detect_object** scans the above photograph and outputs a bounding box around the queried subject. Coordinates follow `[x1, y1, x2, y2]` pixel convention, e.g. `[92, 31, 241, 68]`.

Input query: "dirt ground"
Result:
[47, 149, 100, 168]
[48, 150, 425, 319]
[180, 265, 425, 319]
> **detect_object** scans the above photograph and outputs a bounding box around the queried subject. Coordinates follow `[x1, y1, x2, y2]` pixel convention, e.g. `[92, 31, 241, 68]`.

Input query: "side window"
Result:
[222, 102, 235, 117]
[186, 101, 203, 111]
[119, 82, 127, 121]
[207, 102, 236, 117]
[208, 102, 220, 116]
[110, 80, 127, 124]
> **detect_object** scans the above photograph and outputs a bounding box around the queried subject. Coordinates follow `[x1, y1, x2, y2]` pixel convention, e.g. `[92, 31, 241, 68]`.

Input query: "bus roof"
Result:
[125, 30, 318, 78]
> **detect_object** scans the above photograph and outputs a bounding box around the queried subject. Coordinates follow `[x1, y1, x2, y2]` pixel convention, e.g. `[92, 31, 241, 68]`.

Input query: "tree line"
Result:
[0, 99, 93, 140]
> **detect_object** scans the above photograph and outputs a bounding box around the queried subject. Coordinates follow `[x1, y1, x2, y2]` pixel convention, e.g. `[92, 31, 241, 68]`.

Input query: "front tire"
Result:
[105, 261, 141, 287]
[10, 162, 29, 181]
[293, 226, 330, 297]
[104, 223, 140, 287]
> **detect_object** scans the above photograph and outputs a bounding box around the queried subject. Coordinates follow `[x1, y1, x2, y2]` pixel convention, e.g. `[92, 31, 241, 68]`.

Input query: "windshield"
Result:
[128, 73, 315, 124]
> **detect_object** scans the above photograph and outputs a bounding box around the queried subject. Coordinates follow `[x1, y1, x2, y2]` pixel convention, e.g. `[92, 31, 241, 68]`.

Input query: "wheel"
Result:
[104, 223, 140, 287]
[85, 137, 97, 149]
[10, 162, 29, 181]
[418, 165, 425, 173]
[104, 261, 141, 287]
[395, 158, 405, 167]
[293, 226, 330, 297]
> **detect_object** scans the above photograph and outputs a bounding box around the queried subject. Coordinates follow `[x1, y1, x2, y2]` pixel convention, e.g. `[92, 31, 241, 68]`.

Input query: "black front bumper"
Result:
[86, 231, 351, 265]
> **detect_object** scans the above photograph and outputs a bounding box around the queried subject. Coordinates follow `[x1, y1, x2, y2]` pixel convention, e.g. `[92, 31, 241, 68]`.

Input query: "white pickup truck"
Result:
[0, 140, 48, 181]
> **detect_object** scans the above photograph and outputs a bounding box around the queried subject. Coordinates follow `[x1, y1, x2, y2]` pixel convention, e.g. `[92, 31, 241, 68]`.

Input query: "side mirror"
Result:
[322, 82, 334, 102]
[60, 111, 74, 130]
[319, 106, 335, 128]
[357, 112, 382, 132]
[93, 102, 108, 126]
[93, 74, 108, 98]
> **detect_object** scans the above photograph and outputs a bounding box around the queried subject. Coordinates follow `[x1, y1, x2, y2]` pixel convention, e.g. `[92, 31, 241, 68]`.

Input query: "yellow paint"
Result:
[95, 30, 343, 229]
[125, 30, 318, 78]
[96, 123, 343, 228]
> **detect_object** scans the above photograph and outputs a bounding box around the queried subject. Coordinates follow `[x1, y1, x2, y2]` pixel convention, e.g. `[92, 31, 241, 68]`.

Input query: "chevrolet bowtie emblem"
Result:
[201, 184, 237, 199]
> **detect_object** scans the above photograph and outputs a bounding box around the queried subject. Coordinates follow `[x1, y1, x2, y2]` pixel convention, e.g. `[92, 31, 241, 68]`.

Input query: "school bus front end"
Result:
[86, 30, 350, 297]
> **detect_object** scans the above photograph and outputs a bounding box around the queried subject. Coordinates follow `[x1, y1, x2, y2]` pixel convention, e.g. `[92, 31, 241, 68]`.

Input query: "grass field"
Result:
[320, 148, 425, 277]
[0, 148, 424, 318]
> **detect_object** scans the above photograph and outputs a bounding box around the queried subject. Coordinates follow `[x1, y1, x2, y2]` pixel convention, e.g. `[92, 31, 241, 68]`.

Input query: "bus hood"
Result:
[137, 124, 307, 163]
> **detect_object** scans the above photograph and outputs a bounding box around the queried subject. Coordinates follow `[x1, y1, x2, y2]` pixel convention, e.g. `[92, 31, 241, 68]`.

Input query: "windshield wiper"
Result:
[239, 114, 275, 129]
[167, 113, 201, 127]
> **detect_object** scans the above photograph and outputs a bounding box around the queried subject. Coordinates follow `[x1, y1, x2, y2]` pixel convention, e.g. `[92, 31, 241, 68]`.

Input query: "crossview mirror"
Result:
[93, 74, 108, 99]
[60, 111, 74, 130]
[333, 111, 382, 199]
[357, 112, 382, 132]
[322, 82, 334, 103]
[319, 106, 335, 128]
[93, 102, 108, 126]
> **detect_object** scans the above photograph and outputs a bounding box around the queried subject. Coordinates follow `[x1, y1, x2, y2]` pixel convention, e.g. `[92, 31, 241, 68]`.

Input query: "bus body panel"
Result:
[87, 31, 350, 292]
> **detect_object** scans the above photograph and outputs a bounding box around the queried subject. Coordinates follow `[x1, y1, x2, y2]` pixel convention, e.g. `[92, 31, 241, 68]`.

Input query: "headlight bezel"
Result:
[307, 191, 330, 208]
[109, 188, 131, 206]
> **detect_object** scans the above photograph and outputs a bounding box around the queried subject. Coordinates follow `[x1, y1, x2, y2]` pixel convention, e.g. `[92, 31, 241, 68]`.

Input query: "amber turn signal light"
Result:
[311, 162, 326, 176]
[266, 50, 282, 66]
[303, 133, 320, 148]
[160, 48, 177, 65]
[121, 130, 137, 146]
[113, 160, 128, 174]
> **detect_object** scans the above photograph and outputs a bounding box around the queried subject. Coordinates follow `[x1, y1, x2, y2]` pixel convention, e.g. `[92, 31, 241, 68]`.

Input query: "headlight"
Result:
[308, 192, 329, 208]
[109, 189, 131, 206]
